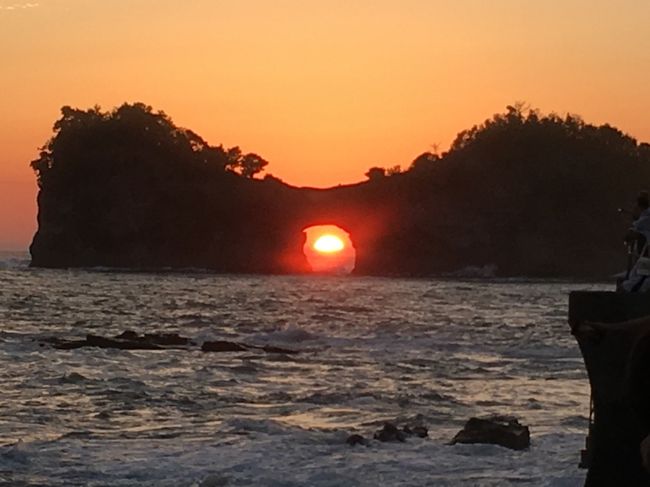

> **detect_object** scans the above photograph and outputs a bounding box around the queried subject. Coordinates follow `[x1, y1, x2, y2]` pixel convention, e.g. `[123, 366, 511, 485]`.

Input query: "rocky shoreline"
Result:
[38, 331, 531, 453]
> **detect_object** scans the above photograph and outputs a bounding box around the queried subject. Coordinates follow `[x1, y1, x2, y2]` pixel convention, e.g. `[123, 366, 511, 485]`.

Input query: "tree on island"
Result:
[30, 103, 272, 186]
[365, 167, 386, 180]
[364, 165, 402, 180]
[224, 146, 269, 178]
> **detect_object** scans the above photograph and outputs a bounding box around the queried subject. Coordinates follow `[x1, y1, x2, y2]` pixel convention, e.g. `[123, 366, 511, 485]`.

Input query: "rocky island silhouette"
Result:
[29, 102, 650, 277]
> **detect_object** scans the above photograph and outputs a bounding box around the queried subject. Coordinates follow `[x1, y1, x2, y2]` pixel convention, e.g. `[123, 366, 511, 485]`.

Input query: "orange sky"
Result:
[1, 0, 650, 249]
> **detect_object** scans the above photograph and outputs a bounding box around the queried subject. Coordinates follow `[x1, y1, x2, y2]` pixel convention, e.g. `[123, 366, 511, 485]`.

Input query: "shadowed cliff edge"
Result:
[30, 102, 650, 277]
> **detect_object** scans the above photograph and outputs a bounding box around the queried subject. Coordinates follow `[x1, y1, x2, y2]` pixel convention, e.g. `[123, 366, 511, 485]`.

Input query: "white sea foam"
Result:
[0, 251, 29, 270]
[0, 268, 600, 485]
[251, 325, 320, 344]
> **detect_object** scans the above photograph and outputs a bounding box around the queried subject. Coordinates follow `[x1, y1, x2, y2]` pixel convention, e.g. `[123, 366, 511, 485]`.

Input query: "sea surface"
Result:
[0, 252, 605, 486]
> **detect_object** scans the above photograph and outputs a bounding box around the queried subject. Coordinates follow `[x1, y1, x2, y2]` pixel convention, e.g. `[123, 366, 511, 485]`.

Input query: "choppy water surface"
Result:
[0, 257, 605, 486]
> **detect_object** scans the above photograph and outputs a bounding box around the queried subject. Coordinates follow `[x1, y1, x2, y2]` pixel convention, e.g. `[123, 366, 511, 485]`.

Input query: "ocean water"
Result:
[0, 253, 605, 486]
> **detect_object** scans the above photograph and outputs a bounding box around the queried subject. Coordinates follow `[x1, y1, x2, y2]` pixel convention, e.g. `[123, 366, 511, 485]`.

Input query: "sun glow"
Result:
[313, 234, 345, 253]
[303, 225, 356, 274]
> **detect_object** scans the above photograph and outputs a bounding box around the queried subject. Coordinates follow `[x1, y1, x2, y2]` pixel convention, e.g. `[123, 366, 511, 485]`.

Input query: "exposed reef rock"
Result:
[40, 332, 299, 355]
[41, 332, 191, 350]
[346, 434, 368, 447]
[374, 423, 407, 443]
[348, 422, 428, 445]
[403, 424, 428, 438]
[450, 415, 530, 451]
[30, 103, 650, 277]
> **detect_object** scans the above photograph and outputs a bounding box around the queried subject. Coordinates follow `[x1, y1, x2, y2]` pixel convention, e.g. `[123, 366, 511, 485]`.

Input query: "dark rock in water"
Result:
[40, 332, 298, 355]
[41, 331, 192, 351]
[201, 340, 249, 352]
[374, 423, 406, 442]
[450, 415, 530, 451]
[86, 333, 161, 350]
[143, 332, 190, 346]
[115, 331, 190, 347]
[116, 330, 139, 340]
[346, 434, 368, 446]
[403, 425, 428, 438]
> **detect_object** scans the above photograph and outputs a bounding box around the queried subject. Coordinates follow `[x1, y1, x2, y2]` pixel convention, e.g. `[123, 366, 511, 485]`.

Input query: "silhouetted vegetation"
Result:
[30, 102, 650, 277]
[364, 167, 386, 181]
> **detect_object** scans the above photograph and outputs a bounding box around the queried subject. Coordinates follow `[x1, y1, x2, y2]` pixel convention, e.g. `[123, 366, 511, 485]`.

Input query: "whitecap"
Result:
[253, 325, 319, 344]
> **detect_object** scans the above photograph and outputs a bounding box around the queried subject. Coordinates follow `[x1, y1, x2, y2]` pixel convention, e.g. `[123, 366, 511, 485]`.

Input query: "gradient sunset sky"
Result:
[1, 0, 650, 249]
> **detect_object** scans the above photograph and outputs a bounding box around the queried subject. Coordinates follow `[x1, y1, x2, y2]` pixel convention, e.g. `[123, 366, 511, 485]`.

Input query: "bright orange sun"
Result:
[313, 234, 345, 253]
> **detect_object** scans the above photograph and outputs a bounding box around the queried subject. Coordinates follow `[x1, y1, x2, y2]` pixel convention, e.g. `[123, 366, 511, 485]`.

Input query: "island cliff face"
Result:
[30, 103, 650, 277]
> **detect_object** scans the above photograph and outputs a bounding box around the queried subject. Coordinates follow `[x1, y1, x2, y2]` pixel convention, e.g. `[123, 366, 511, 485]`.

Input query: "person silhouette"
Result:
[620, 192, 650, 292]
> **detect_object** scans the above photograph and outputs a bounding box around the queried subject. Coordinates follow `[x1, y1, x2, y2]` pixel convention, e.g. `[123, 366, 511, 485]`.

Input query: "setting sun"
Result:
[313, 234, 344, 253]
[303, 225, 356, 274]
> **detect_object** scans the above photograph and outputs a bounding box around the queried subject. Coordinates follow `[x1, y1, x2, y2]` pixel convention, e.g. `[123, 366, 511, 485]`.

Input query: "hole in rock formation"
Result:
[302, 225, 356, 274]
